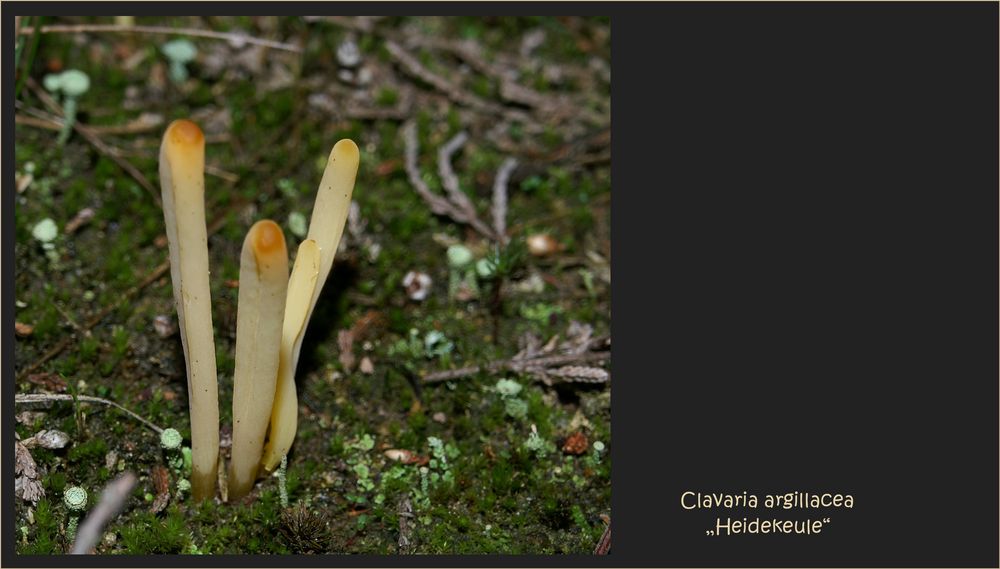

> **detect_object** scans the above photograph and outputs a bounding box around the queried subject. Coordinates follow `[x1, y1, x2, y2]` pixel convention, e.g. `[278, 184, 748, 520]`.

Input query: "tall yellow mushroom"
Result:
[159, 119, 219, 501]
[228, 220, 288, 500]
[260, 139, 359, 472]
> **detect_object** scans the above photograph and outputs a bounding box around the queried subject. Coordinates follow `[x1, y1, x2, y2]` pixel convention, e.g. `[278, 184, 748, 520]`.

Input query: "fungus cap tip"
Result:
[252, 220, 284, 254]
[166, 119, 204, 148]
[330, 138, 359, 162]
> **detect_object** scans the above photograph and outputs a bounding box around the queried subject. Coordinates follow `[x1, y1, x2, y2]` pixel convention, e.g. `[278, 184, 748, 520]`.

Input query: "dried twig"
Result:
[491, 157, 517, 244]
[397, 497, 413, 554]
[422, 350, 610, 384]
[594, 520, 611, 555]
[19, 24, 301, 53]
[402, 122, 497, 241]
[15, 437, 45, 504]
[71, 472, 138, 554]
[437, 132, 475, 215]
[385, 40, 499, 114]
[425, 322, 610, 384]
[15, 393, 164, 435]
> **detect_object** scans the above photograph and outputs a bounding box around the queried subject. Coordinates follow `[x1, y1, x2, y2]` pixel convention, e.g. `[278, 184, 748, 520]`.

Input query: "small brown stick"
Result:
[397, 497, 414, 554]
[26, 78, 161, 208]
[491, 157, 518, 244]
[593, 520, 611, 555]
[422, 350, 610, 384]
[385, 40, 499, 115]
[15, 394, 164, 434]
[15, 114, 60, 130]
[19, 24, 301, 53]
[70, 472, 138, 554]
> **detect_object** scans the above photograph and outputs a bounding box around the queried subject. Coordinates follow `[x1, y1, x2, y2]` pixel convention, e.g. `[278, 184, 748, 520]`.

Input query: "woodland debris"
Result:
[423, 321, 609, 385]
[71, 472, 138, 554]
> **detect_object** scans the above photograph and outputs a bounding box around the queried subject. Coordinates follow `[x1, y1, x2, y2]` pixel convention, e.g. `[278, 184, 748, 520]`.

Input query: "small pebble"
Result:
[526, 233, 559, 257]
[30, 429, 70, 449]
[336, 39, 362, 68]
[432, 412, 447, 424]
[153, 314, 177, 338]
[359, 357, 374, 375]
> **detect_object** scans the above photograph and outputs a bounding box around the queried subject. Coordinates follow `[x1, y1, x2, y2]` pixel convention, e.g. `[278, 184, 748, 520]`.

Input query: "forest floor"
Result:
[13, 16, 611, 555]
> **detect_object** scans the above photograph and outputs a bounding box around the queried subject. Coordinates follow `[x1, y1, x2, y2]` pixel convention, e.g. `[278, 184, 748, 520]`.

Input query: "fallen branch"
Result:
[15, 393, 164, 434]
[71, 472, 138, 554]
[19, 24, 301, 53]
[422, 350, 610, 384]
[425, 323, 610, 384]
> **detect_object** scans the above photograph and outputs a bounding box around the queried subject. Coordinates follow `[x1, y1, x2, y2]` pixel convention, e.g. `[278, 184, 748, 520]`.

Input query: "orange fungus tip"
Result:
[168, 119, 204, 146]
[252, 220, 285, 255]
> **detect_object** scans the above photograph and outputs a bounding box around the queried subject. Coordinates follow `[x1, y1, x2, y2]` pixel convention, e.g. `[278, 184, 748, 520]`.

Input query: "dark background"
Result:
[5, 2, 999, 567]
[616, 2, 999, 567]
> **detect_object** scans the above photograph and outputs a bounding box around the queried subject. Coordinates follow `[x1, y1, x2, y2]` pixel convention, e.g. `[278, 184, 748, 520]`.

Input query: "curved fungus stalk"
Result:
[159, 119, 219, 501]
[228, 220, 289, 500]
[261, 139, 359, 472]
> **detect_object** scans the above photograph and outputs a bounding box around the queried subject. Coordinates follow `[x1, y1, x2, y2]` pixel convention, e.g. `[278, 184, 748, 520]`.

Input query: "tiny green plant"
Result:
[495, 378, 528, 420]
[42, 70, 90, 145]
[62, 486, 87, 544]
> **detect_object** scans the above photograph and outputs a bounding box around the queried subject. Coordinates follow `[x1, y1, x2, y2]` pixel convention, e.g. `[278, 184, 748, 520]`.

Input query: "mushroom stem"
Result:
[260, 139, 359, 472]
[159, 119, 219, 501]
[57, 96, 77, 146]
[228, 220, 288, 501]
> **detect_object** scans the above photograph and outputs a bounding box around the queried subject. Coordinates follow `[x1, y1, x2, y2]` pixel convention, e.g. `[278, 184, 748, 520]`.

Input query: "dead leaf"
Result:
[15, 322, 34, 337]
[26, 372, 67, 392]
[15, 440, 44, 504]
[359, 357, 374, 375]
[384, 449, 429, 466]
[375, 158, 402, 177]
[349, 310, 386, 341]
[338, 330, 356, 372]
[151, 465, 170, 514]
[562, 431, 589, 455]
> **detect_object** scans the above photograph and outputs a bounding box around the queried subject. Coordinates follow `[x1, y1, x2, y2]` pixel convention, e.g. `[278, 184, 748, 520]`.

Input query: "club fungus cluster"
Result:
[159, 119, 359, 502]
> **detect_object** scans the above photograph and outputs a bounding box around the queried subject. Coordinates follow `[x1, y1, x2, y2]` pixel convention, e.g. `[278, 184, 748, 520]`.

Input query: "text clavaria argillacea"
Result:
[681, 491, 855, 537]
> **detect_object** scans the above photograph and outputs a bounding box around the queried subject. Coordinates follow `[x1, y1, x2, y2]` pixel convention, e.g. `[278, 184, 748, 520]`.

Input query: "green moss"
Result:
[68, 438, 107, 463]
[120, 508, 190, 554]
